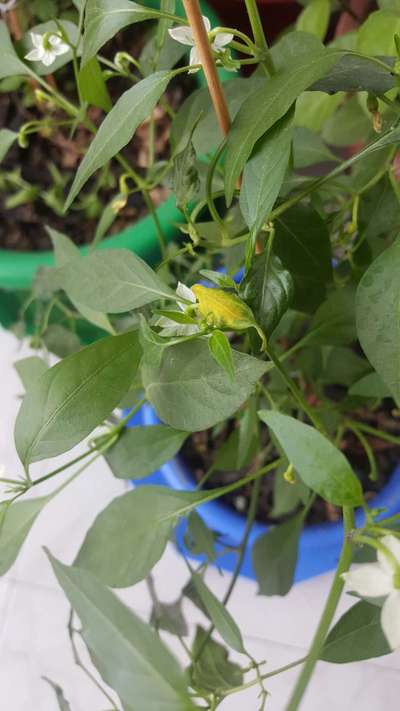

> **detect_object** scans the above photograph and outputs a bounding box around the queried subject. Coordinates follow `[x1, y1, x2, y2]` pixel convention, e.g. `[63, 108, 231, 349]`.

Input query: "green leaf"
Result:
[208, 330, 235, 381]
[150, 599, 188, 638]
[15, 331, 141, 468]
[237, 397, 259, 469]
[296, 0, 330, 38]
[308, 287, 356, 346]
[143, 339, 268, 431]
[312, 53, 395, 93]
[321, 347, 371, 387]
[82, 0, 160, 65]
[75, 486, 206, 587]
[185, 511, 217, 562]
[0, 20, 33, 79]
[224, 44, 339, 203]
[42, 678, 72, 711]
[77, 57, 111, 112]
[239, 249, 293, 335]
[191, 573, 245, 653]
[322, 95, 371, 148]
[321, 601, 391, 663]
[349, 372, 391, 398]
[358, 10, 400, 55]
[0, 128, 17, 162]
[189, 627, 243, 693]
[105, 425, 187, 479]
[292, 127, 338, 168]
[140, 31, 186, 75]
[49, 228, 114, 334]
[59, 249, 175, 312]
[43, 324, 81, 358]
[14, 356, 47, 391]
[252, 512, 303, 596]
[0, 497, 51, 575]
[47, 553, 196, 710]
[258, 411, 363, 505]
[172, 113, 201, 208]
[65, 72, 171, 209]
[356, 239, 400, 406]
[274, 205, 332, 312]
[240, 109, 293, 239]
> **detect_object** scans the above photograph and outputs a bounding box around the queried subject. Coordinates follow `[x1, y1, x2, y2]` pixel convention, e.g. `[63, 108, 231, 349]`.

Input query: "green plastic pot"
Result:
[0, 0, 230, 327]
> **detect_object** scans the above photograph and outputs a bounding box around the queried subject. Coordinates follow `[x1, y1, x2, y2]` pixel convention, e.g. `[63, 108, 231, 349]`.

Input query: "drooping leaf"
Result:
[252, 512, 303, 596]
[321, 600, 391, 663]
[173, 116, 201, 208]
[77, 57, 111, 112]
[208, 330, 235, 381]
[0, 128, 17, 163]
[47, 553, 196, 711]
[143, 339, 268, 431]
[292, 127, 338, 168]
[240, 109, 294, 239]
[60, 249, 175, 313]
[189, 627, 243, 693]
[356, 240, 400, 406]
[75, 486, 206, 587]
[239, 249, 294, 335]
[150, 598, 188, 638]
[185, 511, 217, 562]
[274, 205, 332, 312]
[237, 397, 259, 469]
[49, 228, 114, 334]
[43, 324, 81, 358]
[65, 72, 171, 209]
[0, 20, 34, 79]
[224, 44, 339, 202]
[82, 0, 160, 65]
[15, 331, 141, 468]
[190, 572, 245, 653]
[105, 425, 187, 479]
[14, 356, 48, 391]
[0, 497, 51, 575]
[258, 411, 363, 506]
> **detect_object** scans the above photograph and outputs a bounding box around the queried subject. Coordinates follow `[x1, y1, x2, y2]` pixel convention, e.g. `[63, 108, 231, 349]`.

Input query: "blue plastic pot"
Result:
[128, 404, 400, 583]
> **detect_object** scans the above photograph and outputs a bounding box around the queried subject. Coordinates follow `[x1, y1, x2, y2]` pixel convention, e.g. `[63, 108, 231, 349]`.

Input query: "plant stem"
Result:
[265, 342, 327, 436]
[182, 0, 231, 136]
[244, 0, 275, 76]
[285, 506, 354, 711]
[346, 419, 400, 447]
[221, 656, 307, 697]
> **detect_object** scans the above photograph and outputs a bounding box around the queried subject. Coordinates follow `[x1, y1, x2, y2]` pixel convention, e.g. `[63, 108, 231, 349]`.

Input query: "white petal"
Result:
[49, 34, 62, 47]
[41, 50, 56, 67]
[52, 42, 69, 57]
[176, 281, 196, 303]
[202, 15, 211, 32]
[25, 47, 44, 62]
[188, 46, 201, 72]
[381, 591, 400, 650]
[212, 32, 234, 49]
[30, 32, 43, 49]
[378, 535, 400, 573]
[168, 25, 194, 46]
[342, 564, 393, 597]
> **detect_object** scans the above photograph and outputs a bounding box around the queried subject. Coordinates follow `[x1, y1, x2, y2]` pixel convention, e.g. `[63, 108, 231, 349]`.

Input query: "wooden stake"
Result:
[182, 0, 231, 137]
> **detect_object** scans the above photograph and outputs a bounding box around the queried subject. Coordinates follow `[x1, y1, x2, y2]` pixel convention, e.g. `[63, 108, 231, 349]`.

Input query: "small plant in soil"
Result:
[2, 1, 400, 710]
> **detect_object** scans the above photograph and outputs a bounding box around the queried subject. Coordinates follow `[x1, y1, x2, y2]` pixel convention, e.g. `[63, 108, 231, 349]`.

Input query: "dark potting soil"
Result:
[0, 26, 194, 252]
[180, 404, 400, 526]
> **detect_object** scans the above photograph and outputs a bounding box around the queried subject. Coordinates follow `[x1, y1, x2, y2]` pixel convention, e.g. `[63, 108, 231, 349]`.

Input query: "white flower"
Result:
[156, 282, 200, 337]
[168, 16, 233, 73]
[342, 534, 400, 650]
[25, 32, 69, 67]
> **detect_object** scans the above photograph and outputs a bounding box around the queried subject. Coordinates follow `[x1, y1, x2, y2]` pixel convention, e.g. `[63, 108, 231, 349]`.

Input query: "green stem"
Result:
[206, 138, 227, 230]
[244, 0, 275, 75]
[346, 420, 400, 447]
[265, 342, 327, 436]
[286, 507, 355, 711]
[221, 656, 307, 698]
